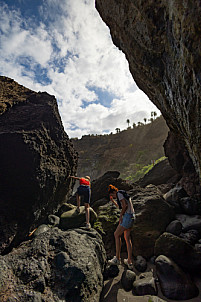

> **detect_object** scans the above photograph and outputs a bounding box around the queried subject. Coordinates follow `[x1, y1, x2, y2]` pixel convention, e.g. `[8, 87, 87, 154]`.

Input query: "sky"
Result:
[0, 0, 161, 138]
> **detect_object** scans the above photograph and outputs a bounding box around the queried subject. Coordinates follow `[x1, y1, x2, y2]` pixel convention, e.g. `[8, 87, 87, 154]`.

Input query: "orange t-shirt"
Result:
[79, 178, 90, 186]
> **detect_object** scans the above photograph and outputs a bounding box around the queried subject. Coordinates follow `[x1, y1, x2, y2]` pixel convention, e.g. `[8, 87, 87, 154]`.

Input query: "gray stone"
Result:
[48, 214, 60, 226]
[166, 220, 182, 236]
[121, 269, 136, 291]
[0, 227, 106, 302]
[104, 264, 119, 278]
[156, 255, 199, 300]
[57, 203, 76, 216]
[163, 186, 188, 203]
[179, 229, 199, 245]
[180, 197, 201, 215]
[131, 186, 174, 258]
[33, 224, 50, 237]
[155, 232, 201, 272]
[195, 244, 201, 252]
[133, 276, 157, 296]
[60, 206, 97, 230]
[176, 214, 201, 232]
[134, 256, 147, 272]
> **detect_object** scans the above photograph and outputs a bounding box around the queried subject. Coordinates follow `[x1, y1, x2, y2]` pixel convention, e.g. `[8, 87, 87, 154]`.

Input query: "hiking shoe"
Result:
[124, 259, 133, 270]
[86, 223, 91, 230]
[76, 207, 80, 213]
[108, 256, 121, 266]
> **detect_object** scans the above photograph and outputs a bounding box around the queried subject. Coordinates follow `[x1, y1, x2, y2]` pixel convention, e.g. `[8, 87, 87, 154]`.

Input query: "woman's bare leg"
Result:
[124, 229, 133, 264]
[76, 194, 80, 209]
[85, 203, 90, 224]
[114, 225, 126, 260]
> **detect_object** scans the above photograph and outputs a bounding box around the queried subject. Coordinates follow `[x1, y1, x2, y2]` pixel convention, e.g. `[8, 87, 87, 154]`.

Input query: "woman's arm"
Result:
[69, 176, 80, 180]
[110, 196, 119, 208]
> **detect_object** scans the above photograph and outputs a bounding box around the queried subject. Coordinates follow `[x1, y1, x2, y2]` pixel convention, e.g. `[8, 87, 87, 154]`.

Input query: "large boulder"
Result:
[0, 76, 78, 253]
[154, 232, 201, 272]
[91, 171, 133, 204]
[137, 158, 179, 187]
[60, 206, 97, 229]
[95, 1, 201, 180]
[0, 227, 106, 302]
[155, 255, 199, 300]
[176, 214, 201, 232]
[133, 276, 158, 296]
[93, 202, 120, 258]
[164, 132, 201, 196]
[131, 186, 174, 258]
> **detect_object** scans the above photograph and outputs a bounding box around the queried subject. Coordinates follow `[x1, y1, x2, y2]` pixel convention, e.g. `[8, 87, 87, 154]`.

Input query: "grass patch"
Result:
[125, 156, 166, 182]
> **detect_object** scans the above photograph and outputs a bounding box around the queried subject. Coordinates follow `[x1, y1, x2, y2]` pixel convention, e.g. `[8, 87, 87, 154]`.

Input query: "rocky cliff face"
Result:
[95, 0, 201, 179]
[0, 76, 78, 253]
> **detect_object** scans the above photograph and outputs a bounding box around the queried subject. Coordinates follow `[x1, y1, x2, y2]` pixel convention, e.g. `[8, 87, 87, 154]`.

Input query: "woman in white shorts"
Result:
[108, 184, 135, 269]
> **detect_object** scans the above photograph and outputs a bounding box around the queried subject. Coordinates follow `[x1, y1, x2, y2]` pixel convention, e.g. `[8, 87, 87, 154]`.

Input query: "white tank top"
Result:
[117, 192, 135, 214]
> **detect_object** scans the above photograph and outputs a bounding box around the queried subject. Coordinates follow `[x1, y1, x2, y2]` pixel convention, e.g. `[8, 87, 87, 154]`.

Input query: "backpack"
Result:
[116, 190, 130, 209]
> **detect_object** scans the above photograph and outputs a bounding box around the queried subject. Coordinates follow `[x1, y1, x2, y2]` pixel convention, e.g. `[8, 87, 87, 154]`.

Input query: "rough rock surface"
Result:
[164, 131, 201, 196]
[131, 185, 174, 258]
[95, 0, 201, 179]
[60, 206, 97, 230]
[136, 158, 179, 187]
[155, 232, 201, 272]
[133, 276, 158, 296]
[0, 227, 106, 302]
[155, 255, 199, 300]
[0, 76, 78, 254]
[91, 171, 133, 204]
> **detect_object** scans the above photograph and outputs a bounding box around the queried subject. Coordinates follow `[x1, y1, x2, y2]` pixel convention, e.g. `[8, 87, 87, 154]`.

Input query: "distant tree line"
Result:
[115, 111, 158, 133]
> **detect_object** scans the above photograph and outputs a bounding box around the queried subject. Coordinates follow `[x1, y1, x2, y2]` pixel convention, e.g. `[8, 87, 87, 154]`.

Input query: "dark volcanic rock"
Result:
[176, 214, 201, 232]
[0, 227, 106, 302]
[155, 232, 201, 272]
[137, 158, 179, 187]
[164, 131, 201, 196]
[0, 76, 78, 253]
[91, 170, 133, 204]
[95, 1, 201, 180]
[156, 255, 199, 300]
[166, 220, 182, 236]
[121, 269, 136, 291]
[133, 276, 157, 296]
[131, 185, 174, 258]
[134, 255, 147, 272]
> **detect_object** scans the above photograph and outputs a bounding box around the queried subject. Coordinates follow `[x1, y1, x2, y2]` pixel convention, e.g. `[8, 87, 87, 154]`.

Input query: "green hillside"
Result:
[71, 116, 169, 181]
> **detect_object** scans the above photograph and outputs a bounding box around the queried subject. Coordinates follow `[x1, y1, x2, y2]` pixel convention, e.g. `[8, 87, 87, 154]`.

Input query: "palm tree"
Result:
[126, 119, 130, 127]
[133, 123, 136, 128]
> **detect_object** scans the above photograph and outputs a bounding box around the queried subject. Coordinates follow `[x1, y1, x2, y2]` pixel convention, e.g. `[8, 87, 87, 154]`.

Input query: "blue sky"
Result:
[0, 0, 160, 138]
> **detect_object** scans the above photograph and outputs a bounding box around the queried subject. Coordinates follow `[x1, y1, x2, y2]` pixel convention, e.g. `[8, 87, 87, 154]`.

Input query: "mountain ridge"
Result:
[72, 116, 169, 181]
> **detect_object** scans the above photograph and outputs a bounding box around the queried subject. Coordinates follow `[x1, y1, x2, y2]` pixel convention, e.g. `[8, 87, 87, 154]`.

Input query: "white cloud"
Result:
[0, 0, 160, 138]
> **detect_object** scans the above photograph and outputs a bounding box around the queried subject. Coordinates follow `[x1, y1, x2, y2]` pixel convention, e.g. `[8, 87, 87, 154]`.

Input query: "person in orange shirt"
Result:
[69, 175, 91, 229]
